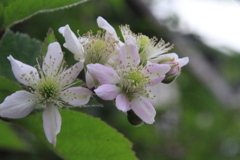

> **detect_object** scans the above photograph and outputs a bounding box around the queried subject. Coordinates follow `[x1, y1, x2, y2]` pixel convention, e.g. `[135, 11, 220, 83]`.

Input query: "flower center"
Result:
[38, 77, 60, 101]
[121, 68, 149, 97]
[127, 70, 145, 87]
[93, 39, 107, 51]
[138, 35, 151, 54]
[83, 31, 116, 66]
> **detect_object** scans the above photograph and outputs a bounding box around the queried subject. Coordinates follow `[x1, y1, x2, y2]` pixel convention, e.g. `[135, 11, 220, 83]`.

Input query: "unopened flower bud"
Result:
[127, 110, 144, 126]
[162, 63, 181, 84]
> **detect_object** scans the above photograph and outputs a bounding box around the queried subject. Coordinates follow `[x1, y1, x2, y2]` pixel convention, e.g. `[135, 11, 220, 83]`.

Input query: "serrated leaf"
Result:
[0, 120, 26, 150]
[0, 76, 22, 102]
[41, 28, 58, 57]
[15, 110, 137, 160]
[0, 0, 87, 30]
[0, 29, 41, 83]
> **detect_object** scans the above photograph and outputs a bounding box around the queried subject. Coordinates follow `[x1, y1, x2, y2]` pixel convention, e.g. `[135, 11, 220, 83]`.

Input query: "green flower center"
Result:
[84, 39, 113, 66]
[127, 70, 145, 87]
[93, 40, 107, 51]
[82, 29, 117, 67]
[121, 68, 150, 97]
[38, 77, 60, 100]
[137, 35, 152, 66]
[139, 35, 151, 54]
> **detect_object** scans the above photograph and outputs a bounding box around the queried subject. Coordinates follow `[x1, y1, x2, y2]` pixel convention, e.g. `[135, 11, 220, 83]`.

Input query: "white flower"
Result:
[59, 24, 117, 65]
[87, 44, 170, 124]
[97, 16, 124, 50]
[59, 24, 118, 88]
[0, 42, 92, 146]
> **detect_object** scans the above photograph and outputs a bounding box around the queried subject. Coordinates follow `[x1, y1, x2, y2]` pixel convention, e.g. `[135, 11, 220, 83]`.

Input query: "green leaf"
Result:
[15, 110, 137, 160]
[0, 4, 3, 28]
[0, 120, 26, 150]
[0, 76, 22, 102]
[41, 28, 57, 58]
[0, 0, 87, 30]
[0, 29, 41, 83]
[0, 76, 26, 150]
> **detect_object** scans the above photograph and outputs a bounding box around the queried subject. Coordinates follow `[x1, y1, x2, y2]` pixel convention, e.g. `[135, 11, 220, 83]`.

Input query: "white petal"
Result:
[151, 53, 178, 63]
[58, 26, 65, 35]
[42, 103, 61, 147]
[115, 94, 130, 112]
[59, 25, 84, 60]
[42, 42, 63, 76]
[94, 84, 121, 100]
[97, 16, 124, 49]
[60, 87, 92, 106]
[131, 96, 156, 124]
[8, 55, 39, 86]
[97, 16, 118, 40]
[60, 61, 83, 86]
[87, 63, 120, 85]
[119, 44, 140, 68]
[0, 91, 37, 118]
[178, 57, 189, 67]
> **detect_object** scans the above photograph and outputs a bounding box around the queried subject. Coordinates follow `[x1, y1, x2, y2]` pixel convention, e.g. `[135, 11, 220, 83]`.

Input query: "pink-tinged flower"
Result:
[0, 42, 92, 146]
[96, 17, 176, 65]
[151, 53, 189, 83]
[87, 44, 170, 124]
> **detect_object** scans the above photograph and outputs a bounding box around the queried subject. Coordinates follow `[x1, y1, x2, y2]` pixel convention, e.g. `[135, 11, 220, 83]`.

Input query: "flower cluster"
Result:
[0, 17, 189, 146]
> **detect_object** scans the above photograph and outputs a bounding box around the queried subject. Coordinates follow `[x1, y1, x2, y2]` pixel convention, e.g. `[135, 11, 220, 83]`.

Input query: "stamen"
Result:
[81, 30, 117, 66]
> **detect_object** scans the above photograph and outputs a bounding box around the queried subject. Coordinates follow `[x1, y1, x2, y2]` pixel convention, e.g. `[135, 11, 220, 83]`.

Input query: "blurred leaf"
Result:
[0, 29, 41, 83]
[15, 110, 137, 160]
[40, 28, 58, 58]
[83, 96, 104, 108]
[0, 120, 26, 150]
[0, 0, 87, 30]
[0, 76, 21, 103]
[0, 4, 3, 28]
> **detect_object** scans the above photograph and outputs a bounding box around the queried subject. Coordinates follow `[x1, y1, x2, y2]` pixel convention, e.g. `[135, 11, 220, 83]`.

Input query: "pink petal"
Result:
[42, 103, 61, 147]
[85, 71, 96, 88]
[87, 63, 120, 85]
[115, 94, 130, 112]
[143, 63, 170, 86]
[7, 55, 39, 86]
[60, 87, 92, 106]
[42, 42, 63, 76]
[131, 96, 156, 124]
[59, 25, 84, 60]
[119, 44, 139, 68]
[60, 61, 83, 86]
[123, 35, 136, 46]
[0, 91, 37, 118]
[94, 84, 121, 100]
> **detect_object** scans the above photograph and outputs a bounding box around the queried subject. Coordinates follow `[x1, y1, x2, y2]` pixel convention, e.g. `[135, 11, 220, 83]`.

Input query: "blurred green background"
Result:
[1, 0, 240, 159]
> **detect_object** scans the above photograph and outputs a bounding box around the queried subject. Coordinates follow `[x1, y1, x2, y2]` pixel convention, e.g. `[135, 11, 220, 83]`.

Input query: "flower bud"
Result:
[153, 53, 189, 83]
[162, 63, 181, 84]
[127, 110, 144, 126]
